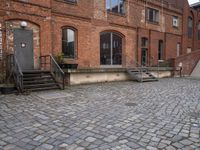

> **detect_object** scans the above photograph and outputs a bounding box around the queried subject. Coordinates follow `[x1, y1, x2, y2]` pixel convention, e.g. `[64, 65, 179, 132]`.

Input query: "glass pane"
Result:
[112, 33, 122, 65]
[141, 48, 148, 66]
[67, 29, 75, 58]
[158, 40, 163, 60]
[100, 33, 111, 65]
[62, 29, 68, 56]
[106, 0, 111, 10]
[119, 0, 125, 14]
[111, 0, 119, 13]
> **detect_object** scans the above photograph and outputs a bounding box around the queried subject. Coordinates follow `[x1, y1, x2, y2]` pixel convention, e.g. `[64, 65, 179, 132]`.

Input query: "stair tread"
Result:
[23, 80, 55, 84]
[23, 70, 50, 73]
[25, 86, 60, 92]
[127, 68, 158, 82]
[24, 83, 59, 88]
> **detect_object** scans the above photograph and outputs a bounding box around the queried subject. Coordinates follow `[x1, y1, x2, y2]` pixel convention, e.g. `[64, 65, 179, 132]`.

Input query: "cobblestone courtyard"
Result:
[0, 78, 200, 150]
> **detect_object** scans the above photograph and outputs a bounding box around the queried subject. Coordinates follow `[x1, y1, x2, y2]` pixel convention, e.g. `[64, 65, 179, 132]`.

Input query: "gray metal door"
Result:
[14, 28, 33, 70]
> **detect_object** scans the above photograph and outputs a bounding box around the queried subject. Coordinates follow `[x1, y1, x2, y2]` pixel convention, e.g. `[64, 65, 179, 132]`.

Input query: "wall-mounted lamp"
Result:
[20, 21, 27, 28]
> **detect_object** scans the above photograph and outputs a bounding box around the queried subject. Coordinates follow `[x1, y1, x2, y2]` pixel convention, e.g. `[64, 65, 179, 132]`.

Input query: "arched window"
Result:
[188, 17, 193, 38]
[62, 27, 76, 58]
[100, 32, 123, 65]
[198, 22, 200, 40]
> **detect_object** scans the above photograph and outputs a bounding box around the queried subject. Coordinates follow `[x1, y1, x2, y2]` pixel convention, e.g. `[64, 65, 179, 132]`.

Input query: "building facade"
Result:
[0, 0, 199, 72]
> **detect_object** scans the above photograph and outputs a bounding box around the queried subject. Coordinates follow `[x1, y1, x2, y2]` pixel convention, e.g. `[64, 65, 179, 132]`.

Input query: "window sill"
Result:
[55, 0, 78, 6]
[146, 20, 159, 25]
[107, 11, 126, 18]
[173, 26, 179, 29]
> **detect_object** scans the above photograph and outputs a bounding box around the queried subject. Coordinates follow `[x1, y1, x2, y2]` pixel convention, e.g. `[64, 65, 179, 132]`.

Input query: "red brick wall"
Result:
[0, 0, 199, 70]
[173, 50, 200, 75]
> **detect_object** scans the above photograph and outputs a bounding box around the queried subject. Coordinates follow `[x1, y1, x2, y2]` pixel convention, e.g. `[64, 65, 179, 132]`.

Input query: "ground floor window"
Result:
[100, 32, 122, 65]
[62, 28, 76, 58]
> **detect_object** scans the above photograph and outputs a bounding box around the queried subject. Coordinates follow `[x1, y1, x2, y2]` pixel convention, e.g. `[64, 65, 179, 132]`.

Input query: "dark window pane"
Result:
[100, 33, 111, 65]
[62, 28, 75, 58]
[158, 40, 164, 60]
[112, 33, 122, 65]
[188, 17, 193, 38]
[198, 22, 200, 40]
[100, 32, 122, 65]
[64, 0, 77, 3]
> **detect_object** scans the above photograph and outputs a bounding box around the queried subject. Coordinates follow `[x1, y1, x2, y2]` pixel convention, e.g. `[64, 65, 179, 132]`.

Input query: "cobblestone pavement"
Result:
[0, 78, 200, 150]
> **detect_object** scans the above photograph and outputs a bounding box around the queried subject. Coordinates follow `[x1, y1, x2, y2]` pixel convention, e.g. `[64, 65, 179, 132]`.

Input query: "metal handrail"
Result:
[7, 54, 24, 92]
[40, 54, 65, 90]
[124, 54, 156, 82]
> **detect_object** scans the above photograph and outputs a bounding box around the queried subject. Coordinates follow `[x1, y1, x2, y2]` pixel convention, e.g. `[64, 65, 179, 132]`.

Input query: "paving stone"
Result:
[85, 137, 96, 142]
[0, 79, 199, 149]
[41, 144, 54, 149]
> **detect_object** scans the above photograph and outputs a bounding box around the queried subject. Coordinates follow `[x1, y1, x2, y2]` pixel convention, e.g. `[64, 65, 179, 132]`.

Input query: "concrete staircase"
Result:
[191, 60, 200, 78]
[23, 70, 60, 91]
[127, 68, 158, 82]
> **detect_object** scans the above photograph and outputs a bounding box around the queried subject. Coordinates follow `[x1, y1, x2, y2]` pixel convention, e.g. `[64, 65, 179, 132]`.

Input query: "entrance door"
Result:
[141, 48, 148, 66]
[14, 28, 33, 70]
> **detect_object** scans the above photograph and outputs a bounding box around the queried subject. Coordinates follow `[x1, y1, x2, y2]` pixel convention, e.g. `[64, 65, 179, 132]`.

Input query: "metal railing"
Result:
[124, 54, 157, 82]
[7, 54, 24, 92]
[40, 54, 65, 90]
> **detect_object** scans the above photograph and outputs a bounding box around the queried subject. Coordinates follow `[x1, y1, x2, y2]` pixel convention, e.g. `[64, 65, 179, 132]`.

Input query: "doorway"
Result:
[14, 28, 33, 70]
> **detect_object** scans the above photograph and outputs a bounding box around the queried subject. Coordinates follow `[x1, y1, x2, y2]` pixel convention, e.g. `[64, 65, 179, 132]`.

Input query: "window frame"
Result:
[106, 0, 126, 15]
[188, 17, 193, 39]
[100, 31, 123, 66]
[146, 7, 160, 24]
[62, 27, 77, 59]
[198, 21, 200, 40]
[172, 16, 179, 28]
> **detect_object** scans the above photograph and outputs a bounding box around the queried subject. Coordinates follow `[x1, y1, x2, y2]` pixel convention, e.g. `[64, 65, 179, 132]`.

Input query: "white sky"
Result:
[188, 0, 199, 4]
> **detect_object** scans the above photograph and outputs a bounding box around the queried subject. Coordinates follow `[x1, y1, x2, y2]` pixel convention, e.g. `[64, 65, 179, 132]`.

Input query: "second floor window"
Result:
[146, 8, 159, 24]
[106, 0, 125, 14]
[172, 16, 179, 27]
[188, 17, 193, 39]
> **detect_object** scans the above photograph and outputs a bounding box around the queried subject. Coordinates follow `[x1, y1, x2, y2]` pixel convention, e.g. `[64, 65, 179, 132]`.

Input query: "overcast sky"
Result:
[188, 0, 199, 4]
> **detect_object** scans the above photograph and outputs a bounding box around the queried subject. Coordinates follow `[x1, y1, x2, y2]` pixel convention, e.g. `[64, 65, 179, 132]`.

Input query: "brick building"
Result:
[0, 0, 199, 85]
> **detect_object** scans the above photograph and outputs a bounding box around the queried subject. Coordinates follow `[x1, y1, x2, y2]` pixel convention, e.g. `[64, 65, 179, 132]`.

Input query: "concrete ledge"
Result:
[65, 67, 173, 85]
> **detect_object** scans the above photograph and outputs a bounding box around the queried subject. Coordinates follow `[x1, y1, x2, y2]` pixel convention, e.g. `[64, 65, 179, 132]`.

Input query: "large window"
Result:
[188, 17, 193, 39]
[158, 40, 164, 60]
[62, 28, 76, 58]
[198, 22, 200, 40]
[146, 8, 159, 24]
[106, 0, 125, 14]
[100, 32, 122, 65]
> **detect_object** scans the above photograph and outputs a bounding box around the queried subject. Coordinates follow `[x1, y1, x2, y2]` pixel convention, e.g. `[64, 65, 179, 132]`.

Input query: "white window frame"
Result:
[172, 16, 179, 27]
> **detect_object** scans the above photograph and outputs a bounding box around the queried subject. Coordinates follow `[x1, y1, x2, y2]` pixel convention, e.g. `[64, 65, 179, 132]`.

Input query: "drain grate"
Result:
[125, 102, 137, 107]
